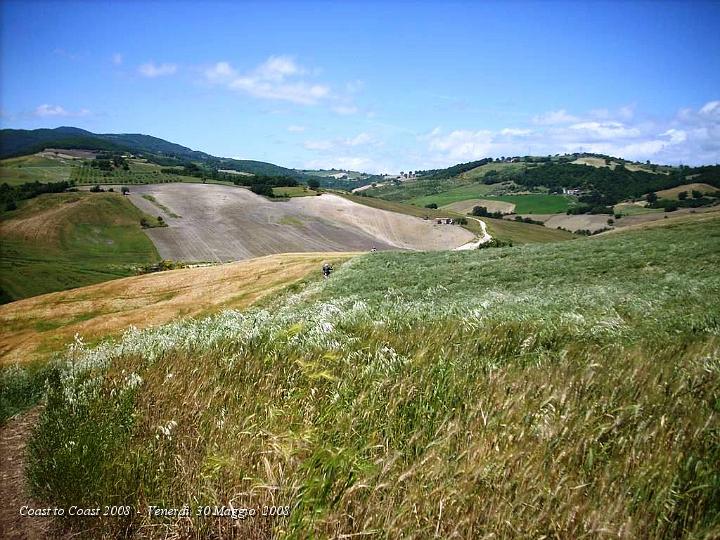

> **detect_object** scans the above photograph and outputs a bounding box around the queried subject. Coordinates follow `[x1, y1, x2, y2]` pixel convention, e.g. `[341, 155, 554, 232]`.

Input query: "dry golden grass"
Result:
[0, 252, 358, 364]
[655, 182, 719, 199]
[599, 206, 720, 235]
[441, 198, 516, 214]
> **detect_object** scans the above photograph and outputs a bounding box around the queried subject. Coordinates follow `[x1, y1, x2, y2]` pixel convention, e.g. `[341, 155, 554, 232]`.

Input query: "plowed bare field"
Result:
[127, 184, 473, 262]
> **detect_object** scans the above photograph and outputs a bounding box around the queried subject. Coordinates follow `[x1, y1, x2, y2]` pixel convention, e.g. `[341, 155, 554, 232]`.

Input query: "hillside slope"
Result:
[0, 127, 299, 177]
[0, 192, 160, 301]
[0, 252, 356, 364]
[15, 213, 720, 538]
[126, 183, 474, 261]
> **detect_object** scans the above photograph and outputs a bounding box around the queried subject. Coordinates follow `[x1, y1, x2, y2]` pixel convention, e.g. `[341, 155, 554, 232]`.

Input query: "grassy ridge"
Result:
[0, 154, 73, 186]
[0, 192, 159, 301]
[25, 215, 720, 537]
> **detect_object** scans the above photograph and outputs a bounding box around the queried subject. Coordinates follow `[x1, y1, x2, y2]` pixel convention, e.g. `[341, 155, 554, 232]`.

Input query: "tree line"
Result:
[1, 181, 73, 211]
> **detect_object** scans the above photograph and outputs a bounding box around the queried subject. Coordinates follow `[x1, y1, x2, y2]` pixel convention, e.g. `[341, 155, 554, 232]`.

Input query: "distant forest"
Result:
[488, 163, 720, 205]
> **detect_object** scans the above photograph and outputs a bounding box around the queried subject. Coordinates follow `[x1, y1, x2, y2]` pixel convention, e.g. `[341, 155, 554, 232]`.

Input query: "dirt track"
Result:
[127, 184, 473, 262]
[0, 408, 54, 539]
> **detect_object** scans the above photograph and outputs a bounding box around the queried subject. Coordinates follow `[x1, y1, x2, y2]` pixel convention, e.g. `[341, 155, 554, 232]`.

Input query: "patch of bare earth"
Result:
[543, 214, 614, 233]
[0, 408, 56, 539]
[126, 183, 473, 262]
[441, 198, 516, 215]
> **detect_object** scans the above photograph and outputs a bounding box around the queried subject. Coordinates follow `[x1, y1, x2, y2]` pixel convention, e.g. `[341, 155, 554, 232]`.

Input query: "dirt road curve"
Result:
[127, 184, 473, 262]
[0, 408, 55, 539]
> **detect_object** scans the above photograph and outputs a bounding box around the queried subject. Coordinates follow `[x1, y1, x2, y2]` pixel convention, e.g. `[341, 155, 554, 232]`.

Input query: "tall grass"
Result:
[27, 217, 720, 538]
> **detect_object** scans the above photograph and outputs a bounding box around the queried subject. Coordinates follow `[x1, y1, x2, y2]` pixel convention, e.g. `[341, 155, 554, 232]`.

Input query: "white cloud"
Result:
[700, 100, 720, 116]
[287, 125, 306, 132]
[347, 132, 372, 146]
[500, 128, 533, 137]
[112, 53, 123, 65]
[422, 101, 720, 167]
[34, 104, 90, 117]
[256, 55, 304, 80]
[206, 56, 330, 105]
[568, 121, 641, 139]
[304, 132, 376, 152]
[532, 109, 580, 125]
[138, 62, 177, 78]
[204, 55, 360, 111]
[428, 129, 494, 160]
[205, 61, 236, 82]
[332, 105, 359, 115]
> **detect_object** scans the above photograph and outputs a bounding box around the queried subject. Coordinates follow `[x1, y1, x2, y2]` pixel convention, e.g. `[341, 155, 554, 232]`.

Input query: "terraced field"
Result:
[126, 183, 474, 262]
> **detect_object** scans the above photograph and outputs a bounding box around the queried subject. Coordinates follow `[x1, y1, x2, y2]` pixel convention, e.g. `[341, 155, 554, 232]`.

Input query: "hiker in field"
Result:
[322, 262, 333, 279]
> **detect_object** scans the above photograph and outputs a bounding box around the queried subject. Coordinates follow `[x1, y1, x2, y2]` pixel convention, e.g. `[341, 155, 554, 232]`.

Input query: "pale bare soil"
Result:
[127, 184, 473, 262]
[441, 198, 516, 215]
[543, 214, 613, 233]
[0, 252, 357, 364]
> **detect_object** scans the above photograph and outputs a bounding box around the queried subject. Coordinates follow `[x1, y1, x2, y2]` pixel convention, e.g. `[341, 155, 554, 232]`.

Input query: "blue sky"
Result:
[1, 0, 719, 171]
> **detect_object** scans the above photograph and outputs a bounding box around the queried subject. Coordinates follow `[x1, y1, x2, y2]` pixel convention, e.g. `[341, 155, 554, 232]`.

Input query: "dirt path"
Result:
[0, 408, 55, 539]
[454, 218, 492, 250]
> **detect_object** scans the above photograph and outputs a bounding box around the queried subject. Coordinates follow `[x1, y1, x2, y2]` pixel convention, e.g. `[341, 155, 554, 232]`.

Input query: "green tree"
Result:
[646, 192, 658, 204]
[308, 179, 320, 190]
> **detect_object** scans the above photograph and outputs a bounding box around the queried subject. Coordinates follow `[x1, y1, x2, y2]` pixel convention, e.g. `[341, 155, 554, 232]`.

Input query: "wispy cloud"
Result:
[205, 56, 328, 105]
[532, 109, 579, 125]
[204, 55, 359, 112]
[138, 62, 177, 78]
[304, 132, 376, 152]
[287, 125, 306, 133]
[34, 104, 90, 117]
[332, 104, 358, 115]
[301, 132, 388, 173]
[112, 53, 123, 65]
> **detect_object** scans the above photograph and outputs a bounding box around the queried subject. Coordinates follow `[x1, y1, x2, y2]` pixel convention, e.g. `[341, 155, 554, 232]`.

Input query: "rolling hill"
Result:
[5, 211, 718, 537]
[124, 183, 474, 261]
[0, 252, 356, 364]
[0, 127, 301, 177]
[0, 192, 160, 302]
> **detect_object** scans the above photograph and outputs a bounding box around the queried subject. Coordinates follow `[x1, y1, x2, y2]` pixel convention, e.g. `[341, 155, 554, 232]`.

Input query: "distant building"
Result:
[562, 187, 582, 196]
